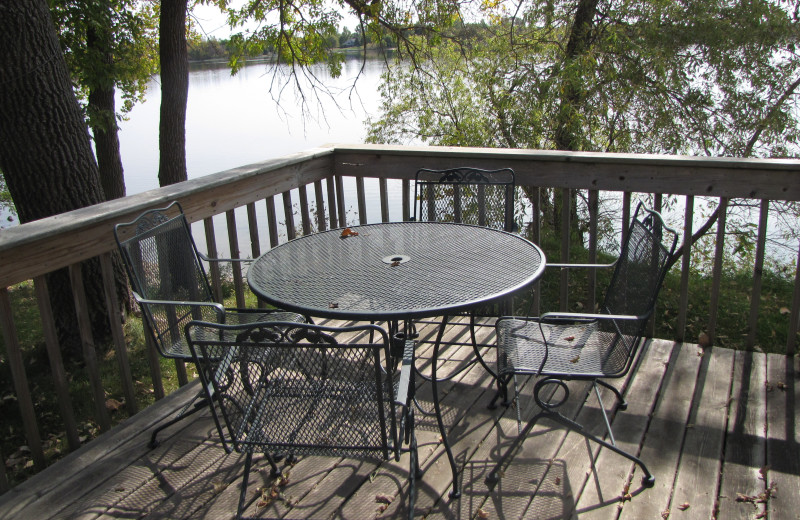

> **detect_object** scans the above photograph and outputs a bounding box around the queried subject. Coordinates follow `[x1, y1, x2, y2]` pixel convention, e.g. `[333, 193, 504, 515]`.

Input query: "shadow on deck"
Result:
[0, 317, 797, 519]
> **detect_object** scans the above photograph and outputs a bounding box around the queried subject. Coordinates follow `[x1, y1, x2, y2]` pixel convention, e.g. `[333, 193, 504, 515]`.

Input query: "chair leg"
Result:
[149, 390, 208, 449]
[236, 451, 254, 520]
[596, 378, 628, 410]
[407, 434, 420, 520]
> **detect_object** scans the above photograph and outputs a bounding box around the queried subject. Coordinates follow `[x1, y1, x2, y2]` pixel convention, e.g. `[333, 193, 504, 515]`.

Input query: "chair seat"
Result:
[164, 310, 305, 357]
[496, 318, 633, 378]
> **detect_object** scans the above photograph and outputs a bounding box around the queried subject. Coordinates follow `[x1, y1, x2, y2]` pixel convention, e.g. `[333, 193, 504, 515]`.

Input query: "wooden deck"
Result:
[1, 317, 797, 520]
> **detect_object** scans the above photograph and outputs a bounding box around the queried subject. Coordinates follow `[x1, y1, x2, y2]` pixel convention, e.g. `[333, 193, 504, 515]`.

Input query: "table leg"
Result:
[431, 314, 461, 499]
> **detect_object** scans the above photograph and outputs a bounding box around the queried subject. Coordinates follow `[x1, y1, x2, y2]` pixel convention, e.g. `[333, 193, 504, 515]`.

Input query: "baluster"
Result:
[299, 184, 312, 235]
[247, 202, 261, 258]
[265, 195, 279, 247]
[225, 209, 245, 308]
[0, 287, 45, 469]
[402, 179, 411, 221]
[98, 254, 137, 416]
[335, 175, 346, 227]
[676, 195, 694, 341]
[203, 217, 223, 302]
[356, 176, 367, 225]
[327, 176, 339, 228]
[747, 199, 769, 349]
[283, 191, 296, 241]
[314, 180, 327, 231]
[68, 264, 111, 432]
[708, 197, 729, 346]
[787, 238, 800, 356]
[587, 189, 599, 313]
[559, 187, 570, 312]
[379, 178, 389, 222]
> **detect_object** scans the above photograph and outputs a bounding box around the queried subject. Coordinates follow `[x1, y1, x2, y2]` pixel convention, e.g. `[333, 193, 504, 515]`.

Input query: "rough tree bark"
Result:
[158, 0, 189, 187]
[0, 0, 113, 358]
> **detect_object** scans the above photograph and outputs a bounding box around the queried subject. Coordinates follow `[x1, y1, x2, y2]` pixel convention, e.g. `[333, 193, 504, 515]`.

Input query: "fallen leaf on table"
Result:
[340, 227, 359, 238]
[564, 336, 575, 341]
[570, 355, 580, 363]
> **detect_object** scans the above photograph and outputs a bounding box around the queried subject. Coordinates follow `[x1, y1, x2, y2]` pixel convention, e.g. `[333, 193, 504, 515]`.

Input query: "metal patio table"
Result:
[247, 221, 545, 498]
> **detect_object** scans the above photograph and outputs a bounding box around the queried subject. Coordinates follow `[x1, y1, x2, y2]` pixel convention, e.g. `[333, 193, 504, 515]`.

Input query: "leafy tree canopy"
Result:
[367, 0, 800, 159]
[48, 0, 159, 130]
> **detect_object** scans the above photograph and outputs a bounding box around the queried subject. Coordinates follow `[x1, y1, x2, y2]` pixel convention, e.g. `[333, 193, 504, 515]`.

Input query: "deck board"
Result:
[0, 320, 797, 520]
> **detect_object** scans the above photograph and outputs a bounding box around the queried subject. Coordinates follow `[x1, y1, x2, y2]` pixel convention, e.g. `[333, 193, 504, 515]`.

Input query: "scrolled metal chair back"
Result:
[114, 201, 216, 358]
[187, 321, 398, 460]
[413, 167, 516, 231]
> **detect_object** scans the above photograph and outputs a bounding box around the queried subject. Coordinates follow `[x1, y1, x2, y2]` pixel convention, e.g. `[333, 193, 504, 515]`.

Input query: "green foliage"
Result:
[368, 1, 800, 158]
[48, 0, 159, 127]
[0, 171, 16, 226]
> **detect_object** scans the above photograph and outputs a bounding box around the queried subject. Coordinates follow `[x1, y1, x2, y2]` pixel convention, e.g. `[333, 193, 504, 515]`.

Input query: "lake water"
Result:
[120, 55, 387, 195]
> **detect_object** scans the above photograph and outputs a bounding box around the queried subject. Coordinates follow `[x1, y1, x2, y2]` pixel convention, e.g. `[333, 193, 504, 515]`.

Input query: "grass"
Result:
[0, 242, 797, 488]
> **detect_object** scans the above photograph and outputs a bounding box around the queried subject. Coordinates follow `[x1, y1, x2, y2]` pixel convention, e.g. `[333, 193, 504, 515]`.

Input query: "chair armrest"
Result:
[197, 251, 253, 264]
[394, 339, 415, 408]
[132, 292, 226, 321]
[540, 311, 642, 321]
[546, 259, 618, 270]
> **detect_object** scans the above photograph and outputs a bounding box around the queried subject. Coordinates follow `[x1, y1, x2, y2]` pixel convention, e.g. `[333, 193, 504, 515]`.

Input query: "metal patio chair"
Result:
[185, 321, 419, 520]
[488, 203, 678, 488]
[411, 167, 518, 381]
[114, 201, 305, 448]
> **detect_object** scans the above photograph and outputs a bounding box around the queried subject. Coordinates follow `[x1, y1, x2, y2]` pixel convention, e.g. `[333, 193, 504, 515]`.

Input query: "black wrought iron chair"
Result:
[114, 201, 306, 448]
[413, 167, 517, 232]
[488, 203, 678, 488]
[185, 321, 419, 520]
[411, 167, 518, 381]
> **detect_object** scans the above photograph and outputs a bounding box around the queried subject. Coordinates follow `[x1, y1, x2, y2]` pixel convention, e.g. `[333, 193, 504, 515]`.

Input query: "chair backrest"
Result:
[413, 167, 516, 231]
[186, 321, 398, 460]
[600, 203, 678, 356]
[114, 202, 216, 358]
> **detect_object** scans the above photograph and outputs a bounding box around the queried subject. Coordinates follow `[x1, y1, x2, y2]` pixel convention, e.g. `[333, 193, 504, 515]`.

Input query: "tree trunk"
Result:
[87, 22, 126, 201]
[0, 0, 113, 358]
[158, 0, 189, 187]
[552, 0, 598, 235]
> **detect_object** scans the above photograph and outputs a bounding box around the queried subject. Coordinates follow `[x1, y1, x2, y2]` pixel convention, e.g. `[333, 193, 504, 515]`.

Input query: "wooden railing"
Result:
[0, 144, 798, 491]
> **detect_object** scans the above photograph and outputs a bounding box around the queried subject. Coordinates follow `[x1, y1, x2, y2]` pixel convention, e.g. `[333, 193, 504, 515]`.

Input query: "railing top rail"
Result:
[332, 144, 800, 200]
[0, 148, 334, 287]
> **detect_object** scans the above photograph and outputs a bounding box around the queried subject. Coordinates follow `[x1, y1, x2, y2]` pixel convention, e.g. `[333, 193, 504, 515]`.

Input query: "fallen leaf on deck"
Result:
[776, 382, 787, 390]
[554, 476, 561, 485]
[212, 481, 229, 495]
[375, 493, 394, 504]
[661, 509, 670, 519]
[677, 503, 690, 511]
[105, 398, 124, 412]
[779, 307, 790, 315]
[476, 508, 490, 518]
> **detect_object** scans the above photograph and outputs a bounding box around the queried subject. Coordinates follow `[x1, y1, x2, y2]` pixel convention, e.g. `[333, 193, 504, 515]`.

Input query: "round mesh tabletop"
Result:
[248, 222, 545, 320]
